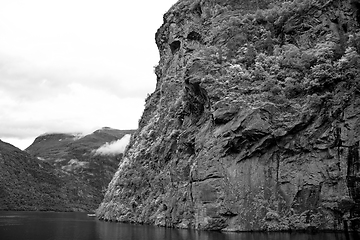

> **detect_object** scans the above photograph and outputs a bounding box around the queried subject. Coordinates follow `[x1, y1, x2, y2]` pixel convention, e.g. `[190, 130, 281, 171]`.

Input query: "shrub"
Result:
[284, 77, 304, 98]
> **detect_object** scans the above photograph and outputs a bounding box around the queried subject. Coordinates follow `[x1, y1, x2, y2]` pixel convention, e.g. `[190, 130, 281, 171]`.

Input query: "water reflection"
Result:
[95, 220, 359, 240]
[0, 211, 358, 240]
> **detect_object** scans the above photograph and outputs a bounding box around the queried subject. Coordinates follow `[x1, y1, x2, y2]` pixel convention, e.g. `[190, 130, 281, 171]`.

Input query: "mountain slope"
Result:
[97, 0, 360, 232]
[25, 128, 135, 211]
[0, 140, 72, 211]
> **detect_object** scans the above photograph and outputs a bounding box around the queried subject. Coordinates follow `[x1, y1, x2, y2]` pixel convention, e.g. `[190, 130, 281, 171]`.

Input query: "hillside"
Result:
[0, 139, 76, 211]
[97, 0, 360, 232]
[25, 127, 135, 211]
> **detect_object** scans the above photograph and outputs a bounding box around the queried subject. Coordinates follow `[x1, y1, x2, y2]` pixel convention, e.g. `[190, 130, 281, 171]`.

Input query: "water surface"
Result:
[0, 211, 358, 240]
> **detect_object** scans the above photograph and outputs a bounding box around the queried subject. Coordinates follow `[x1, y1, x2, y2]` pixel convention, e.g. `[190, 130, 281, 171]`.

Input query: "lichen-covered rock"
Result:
[97, 0, 360, 231]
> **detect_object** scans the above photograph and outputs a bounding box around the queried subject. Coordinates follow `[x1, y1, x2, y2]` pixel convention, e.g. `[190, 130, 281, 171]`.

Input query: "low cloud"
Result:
[95, 134, 131, 156]
[0, 0, 176, 150]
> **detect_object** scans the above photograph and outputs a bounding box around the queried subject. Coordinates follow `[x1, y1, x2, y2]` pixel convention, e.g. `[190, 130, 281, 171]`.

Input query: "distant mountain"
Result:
[0, 128, 135, 212]
[24, 127, 135, 211]
[0, 139, 77, 211]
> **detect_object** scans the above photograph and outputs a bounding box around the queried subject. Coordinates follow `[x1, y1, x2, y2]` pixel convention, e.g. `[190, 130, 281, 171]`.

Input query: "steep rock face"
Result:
[26, 128, 135, 211]
[97, 0, 360, 231]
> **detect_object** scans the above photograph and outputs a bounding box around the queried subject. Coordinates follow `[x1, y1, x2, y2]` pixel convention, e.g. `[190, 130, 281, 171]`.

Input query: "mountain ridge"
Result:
[0, 127, 135, 211]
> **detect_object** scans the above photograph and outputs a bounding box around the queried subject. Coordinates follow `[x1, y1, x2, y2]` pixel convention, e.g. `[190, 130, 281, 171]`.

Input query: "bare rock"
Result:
[97, 0, 360, 232]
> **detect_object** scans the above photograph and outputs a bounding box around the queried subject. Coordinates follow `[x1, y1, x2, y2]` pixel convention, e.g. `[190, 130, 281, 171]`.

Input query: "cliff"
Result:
[97, 0, 360, 231]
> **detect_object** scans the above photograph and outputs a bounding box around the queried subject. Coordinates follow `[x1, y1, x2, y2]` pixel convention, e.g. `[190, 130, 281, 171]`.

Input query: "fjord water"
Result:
[0, 212, 358, 240]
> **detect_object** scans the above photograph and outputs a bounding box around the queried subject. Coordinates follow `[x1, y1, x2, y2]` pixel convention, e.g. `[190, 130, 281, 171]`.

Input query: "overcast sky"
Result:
[0, 0, 177, 149]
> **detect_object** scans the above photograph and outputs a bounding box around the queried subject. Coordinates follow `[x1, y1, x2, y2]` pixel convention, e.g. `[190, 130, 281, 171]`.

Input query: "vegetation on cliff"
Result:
[97, 0, 360, 232]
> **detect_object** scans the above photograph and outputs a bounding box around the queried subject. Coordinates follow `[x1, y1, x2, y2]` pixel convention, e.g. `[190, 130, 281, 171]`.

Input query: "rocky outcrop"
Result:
[97, 0, 360, 231]
[25, 128, 135, 211]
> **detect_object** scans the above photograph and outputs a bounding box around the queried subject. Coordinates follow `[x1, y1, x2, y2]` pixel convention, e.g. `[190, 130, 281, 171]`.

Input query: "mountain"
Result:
[25, 127, 135, 211]
[97, 0, 360, 232]
[0, 139, 76, 211]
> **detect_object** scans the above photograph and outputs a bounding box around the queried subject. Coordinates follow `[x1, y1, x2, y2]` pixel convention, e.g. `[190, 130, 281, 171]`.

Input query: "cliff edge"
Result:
[97, 0, 360, 231]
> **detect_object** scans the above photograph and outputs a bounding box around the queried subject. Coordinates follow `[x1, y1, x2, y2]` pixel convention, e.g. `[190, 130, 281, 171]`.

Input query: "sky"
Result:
[0, 0, 177, 149]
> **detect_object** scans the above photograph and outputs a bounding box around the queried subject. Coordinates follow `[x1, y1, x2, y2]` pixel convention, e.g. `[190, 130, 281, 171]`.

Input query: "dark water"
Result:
[0, 211, 358, 240]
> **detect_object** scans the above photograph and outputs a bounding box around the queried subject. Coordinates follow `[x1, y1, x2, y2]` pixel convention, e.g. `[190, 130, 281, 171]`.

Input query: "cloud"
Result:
[0, 0, 177, 149]
[0, 83, 144, 139]
[0, 54, 155, 101]
[0, 0, 173, 100]
[94, 134, 131, 155]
